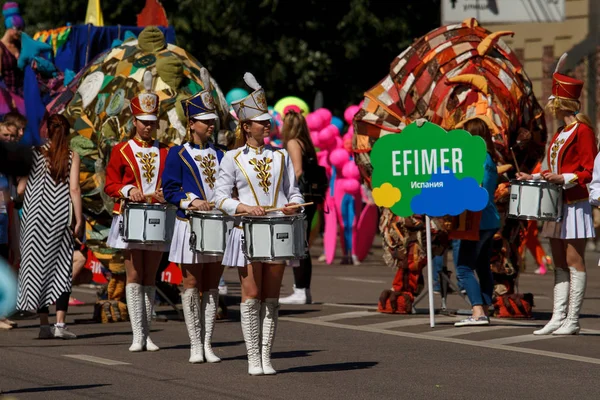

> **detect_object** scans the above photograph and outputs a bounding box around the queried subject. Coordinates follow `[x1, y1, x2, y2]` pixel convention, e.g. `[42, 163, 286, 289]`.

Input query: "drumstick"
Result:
[233, 202, 314, 217]
[188, 202, 216, 210]
[510, 147, 521, 174]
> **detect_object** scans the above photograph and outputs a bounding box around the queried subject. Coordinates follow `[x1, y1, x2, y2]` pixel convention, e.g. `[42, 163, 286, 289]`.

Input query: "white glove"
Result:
[415, 118, 428, 127]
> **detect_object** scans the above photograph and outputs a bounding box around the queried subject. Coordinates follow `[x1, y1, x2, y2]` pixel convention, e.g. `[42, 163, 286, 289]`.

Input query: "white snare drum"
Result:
[242, 213, 307, 262]
[508, 179, 563, 221]
[188, 210, 235, 256]
[120, 203, 177, 243]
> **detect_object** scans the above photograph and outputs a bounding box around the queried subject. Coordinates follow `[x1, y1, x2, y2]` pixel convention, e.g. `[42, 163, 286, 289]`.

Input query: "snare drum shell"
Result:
[508, 180, 563, 221]
[121, 203, 177, 244]
[189, 211, 234, 256]
[242, 214, 307, 262]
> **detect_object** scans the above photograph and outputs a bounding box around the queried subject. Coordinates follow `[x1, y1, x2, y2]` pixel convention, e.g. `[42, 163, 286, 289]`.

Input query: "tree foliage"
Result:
[18, 0, 440, 115]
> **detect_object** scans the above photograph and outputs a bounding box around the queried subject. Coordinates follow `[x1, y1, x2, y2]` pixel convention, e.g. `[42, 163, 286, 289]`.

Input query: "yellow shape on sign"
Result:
[373, 182, 402, 208]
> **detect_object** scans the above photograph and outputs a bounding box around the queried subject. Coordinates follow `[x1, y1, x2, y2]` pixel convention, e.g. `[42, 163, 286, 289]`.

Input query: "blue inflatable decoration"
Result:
[225, 88, 249, 105]
[331, 116, 344, 133]
[0, 257, 17, 317]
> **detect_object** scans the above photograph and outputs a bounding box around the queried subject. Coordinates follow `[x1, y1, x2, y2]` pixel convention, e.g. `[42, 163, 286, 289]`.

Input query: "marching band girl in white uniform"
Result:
[162, 68, 226, 363]
[105, 71, 168, 352]
[214, 73, 304, 375]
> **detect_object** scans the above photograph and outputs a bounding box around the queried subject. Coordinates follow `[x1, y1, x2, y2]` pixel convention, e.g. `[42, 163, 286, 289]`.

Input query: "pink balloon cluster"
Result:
[304, 106, 363, 196]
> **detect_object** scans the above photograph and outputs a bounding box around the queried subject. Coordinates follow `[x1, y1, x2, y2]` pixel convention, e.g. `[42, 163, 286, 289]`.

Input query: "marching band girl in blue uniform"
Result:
[162, 68, 226, 363]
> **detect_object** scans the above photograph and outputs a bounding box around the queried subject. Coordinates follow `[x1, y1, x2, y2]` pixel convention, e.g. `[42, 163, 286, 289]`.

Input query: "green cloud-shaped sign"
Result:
[371, 121, 488, 217]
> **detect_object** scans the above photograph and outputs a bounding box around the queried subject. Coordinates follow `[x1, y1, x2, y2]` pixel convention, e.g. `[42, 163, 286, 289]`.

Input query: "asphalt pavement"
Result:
[2, 237, 600, 399]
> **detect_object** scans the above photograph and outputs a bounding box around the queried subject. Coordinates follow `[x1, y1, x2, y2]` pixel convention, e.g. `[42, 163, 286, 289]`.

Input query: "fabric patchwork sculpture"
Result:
[354, 18, 547, 286]
[43, 27, 234, 254]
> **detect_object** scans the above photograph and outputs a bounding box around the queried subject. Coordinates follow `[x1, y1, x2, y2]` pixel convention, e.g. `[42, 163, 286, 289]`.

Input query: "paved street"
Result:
[2, 238, 600, 399]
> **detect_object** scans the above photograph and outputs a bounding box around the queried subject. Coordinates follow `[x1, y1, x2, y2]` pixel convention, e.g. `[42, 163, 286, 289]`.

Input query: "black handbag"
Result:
[299, 155, 329, 205]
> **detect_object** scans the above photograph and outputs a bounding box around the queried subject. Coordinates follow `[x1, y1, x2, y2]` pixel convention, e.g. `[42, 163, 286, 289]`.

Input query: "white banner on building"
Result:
[442, 0, 566, 24]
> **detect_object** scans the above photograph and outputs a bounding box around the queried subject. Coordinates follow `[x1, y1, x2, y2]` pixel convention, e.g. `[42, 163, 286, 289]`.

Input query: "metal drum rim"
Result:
[509, 179, 562, 190]
[192, 250, 224, 256]
[121, 239, 171, 244]
[507, 213, 561, 222]
[241, 214, 305, 222]
[246, 255, 308, 262]
[125, 203, 178, 210]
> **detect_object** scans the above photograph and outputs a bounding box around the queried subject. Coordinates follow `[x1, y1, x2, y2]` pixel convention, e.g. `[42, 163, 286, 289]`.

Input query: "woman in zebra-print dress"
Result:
[16, 114, 83, 339]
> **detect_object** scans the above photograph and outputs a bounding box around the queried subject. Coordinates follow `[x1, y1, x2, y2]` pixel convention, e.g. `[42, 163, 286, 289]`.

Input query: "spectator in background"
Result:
[16, 114, 83, 339]
[0, 2, 25, 96]
[279, 109, 319, 305]
[0, 122, 17, 142]
[4, 111, 26, 140]
[0, 121, 17, 329]
[454, 118, 500, 327]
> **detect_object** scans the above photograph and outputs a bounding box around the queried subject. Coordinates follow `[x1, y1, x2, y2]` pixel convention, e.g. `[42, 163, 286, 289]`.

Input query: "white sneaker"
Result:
[352, 254, 361, 266]
[53, 325, 77, 339]
[279, 287, 311, 305]
[454, 316, 490, 327]
[317, 254, 326, 262]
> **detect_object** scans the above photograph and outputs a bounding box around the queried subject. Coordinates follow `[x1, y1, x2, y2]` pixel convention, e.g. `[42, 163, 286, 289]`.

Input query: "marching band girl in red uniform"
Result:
[105, 71, 169, 351]
[518, 54, 597, 335]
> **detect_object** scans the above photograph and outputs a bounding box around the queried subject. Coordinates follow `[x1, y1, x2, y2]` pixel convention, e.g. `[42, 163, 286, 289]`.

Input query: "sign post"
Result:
[371, 121, 489, 327]
[425, 215, 435, 327]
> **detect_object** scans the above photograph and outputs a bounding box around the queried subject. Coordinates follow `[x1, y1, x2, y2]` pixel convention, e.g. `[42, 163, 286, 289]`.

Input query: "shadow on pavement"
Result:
[272, 349, 323, 359]
[2, 384, 110, 394]
[222, 349, 322, 362]
[161, 340, 245, 350]
[280, 361, 378, 374]
[75, 331, 144, 340]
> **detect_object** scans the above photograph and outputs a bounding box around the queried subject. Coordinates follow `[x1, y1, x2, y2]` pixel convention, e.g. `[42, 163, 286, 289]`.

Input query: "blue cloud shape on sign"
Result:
[410, 172, 488, 217]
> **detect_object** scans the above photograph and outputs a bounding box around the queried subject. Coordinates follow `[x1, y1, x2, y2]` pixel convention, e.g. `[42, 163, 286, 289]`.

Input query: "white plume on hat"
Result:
[549, 52, 568, 100]
[143, 70, 153, 92]
[243, 72, 261, 90]
[554, 53, 568, 74]
[200, 67, 211, 91]
[230, 72, 271, 122]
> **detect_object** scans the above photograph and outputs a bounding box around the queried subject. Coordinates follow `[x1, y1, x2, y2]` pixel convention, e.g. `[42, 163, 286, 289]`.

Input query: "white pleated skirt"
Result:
[107, 214, 170, 252]
[169, 218, 221, 264]
[221, 225, 299, 268]
[541, 200, 595, 239]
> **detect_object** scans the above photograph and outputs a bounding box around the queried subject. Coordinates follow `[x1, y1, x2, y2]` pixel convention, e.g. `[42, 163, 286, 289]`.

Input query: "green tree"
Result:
[18, 0, 440, 117]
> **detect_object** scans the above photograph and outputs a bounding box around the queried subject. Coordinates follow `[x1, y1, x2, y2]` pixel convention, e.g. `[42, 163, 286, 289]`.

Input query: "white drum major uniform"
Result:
[162, 68, 227, 364]
[214, 73, 304, 376]
[104, 71, 169, 352]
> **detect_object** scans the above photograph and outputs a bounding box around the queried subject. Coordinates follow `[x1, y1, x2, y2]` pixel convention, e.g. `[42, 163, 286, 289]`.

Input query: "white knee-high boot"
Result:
[261, 298, 280, 375]
[202, 290, 221, 363]
[142, 286, 160, 351]
[533, 268, 570, 335]
[240, 298, 263, 375]
[125, 283, 145, 352]
[553, 267, 586, 335]
[182, 288, 204, 363]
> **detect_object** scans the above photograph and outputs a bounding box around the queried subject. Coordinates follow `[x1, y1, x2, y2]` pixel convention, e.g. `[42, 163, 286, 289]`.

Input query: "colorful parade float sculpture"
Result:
[46, 25, 232, 229]
[353, 18, 547, 314]
[39, 25, 233, 305]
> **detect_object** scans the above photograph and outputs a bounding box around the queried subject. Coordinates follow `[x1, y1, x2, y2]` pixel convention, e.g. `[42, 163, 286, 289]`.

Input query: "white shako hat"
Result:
[230, 72, 271, 121]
